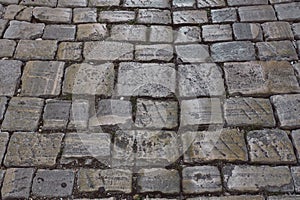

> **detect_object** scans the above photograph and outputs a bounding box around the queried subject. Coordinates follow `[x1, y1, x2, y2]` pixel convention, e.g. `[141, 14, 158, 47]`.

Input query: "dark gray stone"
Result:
[257, 41, 298, 61]
[0, 60, 22, 96]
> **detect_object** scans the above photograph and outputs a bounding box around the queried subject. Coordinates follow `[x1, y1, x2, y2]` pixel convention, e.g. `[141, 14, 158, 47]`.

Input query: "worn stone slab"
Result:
[84, 41, 133, 61]
[116, 62, 176, 97]
[227, 0, 268, 6]
[3, 5, 29, 20]
[58, 0, 87, 7]
[0, 60, 22, 96]
[123, 0, 170, 8]
[15, 40, 57, 60]
[202, 24, 232, 42]
[21, 0, 57, 7]
[0, 97, 7, 121]
[73, 8, 97, 23]
[99, 10, 135, 23]
[68, 99, 90, 130]
[275, 2, 300, 21]
[77, 168, 132, 193]
[0, 39, 16, 58]
[224, 61, 300, 95]
[33, 7, 72, 23]
[4, 20, 44, 39]
[180, 98, 223, 127]
[293, 23, 300, 39]
[0, 132, 9, 164]
[43, 99, 71, 130]
[257, 41, 298, 61]
[173, 0, 195, 7]
[110, 24, 147, 42]
[4, 132, 63, 167]
[291, 130, 300, 160]
[271, 94, 300, 129]
[211, 41, 256, 62]
[63, 63, 115, 96]
[2, 97, 44, 132]
[197, 0, 225, 8]
[21, 61, 65, 97]
[135, 44, 173, 61]
[149, 25, 173, 43]
[262, 22, 294, 41]
[61, 133, 110, 165]
[43, 25, 76, 41]
[137, 169, 180, 194]
[187, 196, 264, 200]
[268, 196, 300, 200]
[247, 129, 296, 164]
[174, 26, 201, 43]
[233, 23, 263, 41]
[77, 24, 108, 41]
[0, 19, 8, 36]
[223, 165, 294, 192]
[224, 97, 275, 127]
[32, 169, 75, 197]
[291, 167, 300, 193]
[182, 166, 222, 194]
[173, 10, 208, 24]
[1, 168, 34, 200]
[238, 5, 277, 22]
[178, 63, 225, 97]
[175, 44, 210, 63]
[57, 42, 82, 61]
[211, 8, 237, 23]
[182, 129, 248, 163]
[135, 99, 178, 129]
[137, 9, 171, 24]
[89, 0, 120, 6]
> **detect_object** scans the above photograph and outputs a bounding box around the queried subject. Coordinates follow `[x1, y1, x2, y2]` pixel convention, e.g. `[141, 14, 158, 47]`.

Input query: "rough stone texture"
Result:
[262, 22, 294, 41]
[182, 129, 248, 163]
[63, 63, 115, 96]
[238, 5, 277, 22]
[175, 26, 201, 43]
[271, 94, 300, 129]
[0, 97, 7, 121]
[291, 167, 300, 193]
[292, 130, 300, 160]
[0, 39, 16, 58]
[293, 23, 300, 39]
[178, 63, 225, 97]
[0, 60, 22, 96]
[188, 196, 264, 200]
[61, 132, 111, 165]
[173, 10, 208, 25]
[233, 23, 263, 41]
[227, 0, 268, 6]
[182, 166, 222, 194]
[149, 26, 173, 43]
[180, 98, 223, 127]
[1, 168, 34, 200]
[275, 2, 300, 21]
[0, 19, 8, 36]
[247, 129, 296, 164]
[137, 169, 180, 194]
[32, 169, 75, 197]
[77, 168, 132, 193]
[21, 61, 65, 97]
[43, 25, 76, 41]
[77, 24, 108, 41]
[211, 41, 256, 62]
[2, 97, 44, 132]
[268, 196, 300, 200]
[89, 0, 120, 6]
[68, 99, 90, 130]
[202, 24, 232, 42]
[111, 24, 147, 42]
[224, 98, 275, 127]
[73, 8, 97, 23]
[135, 99, 178, 129]
[4, 132, 64, 167]
[124, 0, 170, 8]
[211, 8, 237, 23]
[0, 132, 9, 163]
[224, 61, 300, 95]
[173, 0, 195, 7]
[33, 7, 72, 23]
[223, 165, 294, 192]
[257, 41, 298, 61]
[137, 9, 171, 24]
[21, 0, 57, 7]
[43, 99, 71, 130]
[116, 62, 176, 97]
[57, 42, 82, 61]
[4, 20, 44, 39]
[197, 0, 225, 8]
[175, 44, 210, 63]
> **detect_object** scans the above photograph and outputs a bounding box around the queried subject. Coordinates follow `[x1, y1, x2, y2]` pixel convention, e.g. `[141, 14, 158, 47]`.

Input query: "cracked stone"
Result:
[137, 9, 171, 24]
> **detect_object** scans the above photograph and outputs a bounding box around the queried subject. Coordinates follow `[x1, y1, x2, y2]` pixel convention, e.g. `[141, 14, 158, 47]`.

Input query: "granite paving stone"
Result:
[173, 0, 195, 7]
[111, 24, 147, 42]
[202, 24, 232, 42]
[291, 129, 300, 160]
[137, 9, 171, 24]
[33, 7, 72, 23]
[0, 19, 8, 36]
[238, 5, 277, 22]
[3, 21, 44, 40]
[0, 60, 22, 96]
[291, 167, 300, 193]
[187, 196, 264, 200]
[0, 132, 9, 163]
[149, 25, 173, 43]
[68, 99, 90, 130]
[89, 0, 120, 6]
[262, 22, 294, 41]
[268, 196, 300, 200]
[197, 0, 225, 8]
[174, 26, 201, 43]
[135, 44, 174, 61]
[73, 8, 97, 23]
[21, 0, 58, 7]
[257, 41, 298, 61]
[0, 39, 16, 58]
[123, 0, 170, 8]
[57, 42, 83, 61]
[176, 44, 210, 63]
[275, 2, 300, 21]
[77, 23, 108, 41]
[293, 23, 300, 39]
[99, 10, 135, 23]
[0, 97, 7, 122]
[233, 23, 263, 41]
[43, 25, 76, 41]
[211, 8, 237, 23]
[173, 10, 208, 25]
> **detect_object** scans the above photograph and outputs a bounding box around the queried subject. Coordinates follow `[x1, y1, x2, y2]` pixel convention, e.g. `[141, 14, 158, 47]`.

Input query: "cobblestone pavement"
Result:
[0, 0, 300, 199]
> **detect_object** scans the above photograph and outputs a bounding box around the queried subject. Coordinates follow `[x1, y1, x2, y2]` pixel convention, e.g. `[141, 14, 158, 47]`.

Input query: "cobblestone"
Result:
[4, 20, 44, 40]
[238, 5, 277, 22]
[257, 41, 298, 61]
[0, 60, 22, 96]
[0, 39, 16, 58]
[233, 23, 263, 41]
[0, 97, 7, 122]
[275, 2, 300, 21]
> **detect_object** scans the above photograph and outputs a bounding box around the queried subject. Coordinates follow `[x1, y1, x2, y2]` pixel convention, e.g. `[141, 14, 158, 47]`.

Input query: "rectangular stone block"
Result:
[175, 44, 210, 63]
[99, 11, 135, 23]
[57, 42, 83, 61]
[77, 23, 108, 41]
[21, 0, 57, 7]
[137, 9, 171, 24]
[227, 0, 268, 6]
[123, 0, 170, 8]
[262, 22, 294, 41]
[135, 44, 173, 61]
[33, 7, 72, 23]
[233, 23, 263, 41]
[211, 8, 237, 23]
[238, 5, 276, 22]
[43, 24, 76, 41]
[0, 39, 16, 57]
[202, 24, 232, 42]
[197, 0, 225, 8]
[174, 26, 201, 44]
[173, 10, 208, 24]
[4, 20, 44, 40]
[0, 60, 22, 96]
[275, 2, 300, 21]
[110, 24, 147, 42]
[0, 132, 9, 164]
[73, 8, 97, 23]
[89, 0, 120, 6]
[292, 167, 300, 193]
[68, 99, 89, 130]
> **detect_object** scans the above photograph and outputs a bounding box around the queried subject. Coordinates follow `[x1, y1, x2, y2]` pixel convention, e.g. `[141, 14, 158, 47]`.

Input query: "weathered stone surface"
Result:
[233, 23, 263, 41]
[178, 63, 225, 97]
[247, 129, 296, 164]
[238, 5, 277, 22]
[4, 20, 44, 39]
[116, 62, 176, 97]
[89, 99, 132, 129]
[84, 41, 133, 61]
[63, 63, 115, 96]
[182, 129, 248, 163]
[268, 196, 300, 200]
[57, 42, 82, 61]
[0, 39, 16, 57]
[43, 99, 71, 130]
[89, 0, 120, 6]
[224, 98, 275, 127]
[15, 40, 57, 60]
[223, 165, 294, 192]
[137, 9, 171, 24]
[0, 97, 7, 121]
[58, 0, 87, 7]
[174, 26, 201, 44]
[227, 0, 268, 6]
[257, 41, 298, 61]
[149, 25, 173, 43]
[68, 99, 90, 130]
[0, 60, 22, 96]
[173, 0, 195, 7]
[0, 170, 4, 189]
[293, 23, 300, 39]
[211, 8, 237, 23]
[73, 8, 96, 23]
[135, 99, 178, 129]
[43, 25, 76, 41]
[291, 167, 300, 193]
[33, 7, 72, 23]
[291, 130, 300, 160]
[0, 132, 9, 163]
[271, 94, 300, 129]
[4, 132, 63, 167]
[77, 24, 108, 41]
[275, 2, 300, 21]
[135, 44, 173, 61]
[180, 98, 223, 127]
[3, 5, 26, 20]
[0, 19, 8, 36]
[1, 168, 34, 200]
[77, 168, 132, 193]
[224, 61, 300, 95]
[187, 196, 264, 200]
[202, 24, 232, 42]
[211, 41, 256, 62]
[175, 44, 210, 63]
[2, 97, 44, 132]
[262, 22, 294, 41]
[21, 0, 57, 7]
[21, 61, 65, 97]
[99, 10, 135, 23]
[15, 7, 33, 21]
[197, 0, 225, 8]
[32, 169, 75, 197]
[110, 24, 147, 42]
[123, 0, 170, 8]
[137, 169, 180, 194]
[61, 133, 111, 165]
[182, 166, 222, 194]
[173, 10, 208, 24]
